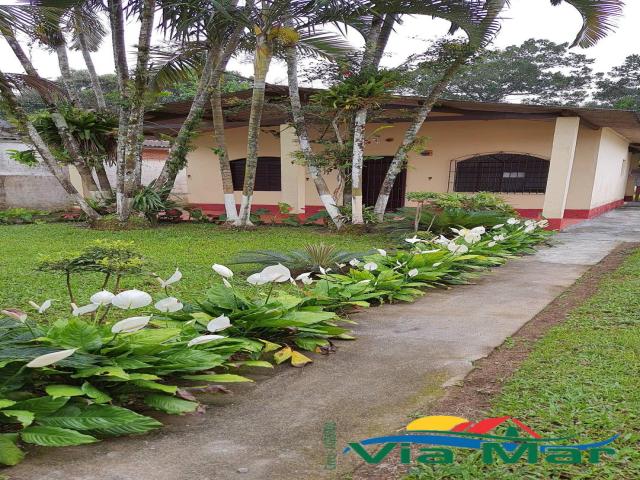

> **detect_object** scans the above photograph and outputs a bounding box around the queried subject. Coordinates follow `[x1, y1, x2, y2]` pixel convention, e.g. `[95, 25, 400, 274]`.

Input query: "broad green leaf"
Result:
[133, 380, 177, 394]
[37, 405, 161, 436]
[294, 338, 329, 351]
[46, 319, 102, 352]
[1, 410, 34, 427]
[230, 360, 273, 369]
[45, 385, 85, 399]
[13, 396, 68, 417]
[21, 426, 97, 447]
[182, 374, 253, 383]
[291, 351, 313, 368]
[273, 346, 292, 365]
[0, 434, 24, 466]
[0, 399, 16, 409]
[144, 394, 198, 415]
[81, 382, 111, 404]
[72, 366, 129, 380]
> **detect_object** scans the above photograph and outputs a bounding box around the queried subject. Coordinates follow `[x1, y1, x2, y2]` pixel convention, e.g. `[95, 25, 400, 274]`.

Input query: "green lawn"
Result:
[407, 248, 640, 479]
[0, 223, 386, 316]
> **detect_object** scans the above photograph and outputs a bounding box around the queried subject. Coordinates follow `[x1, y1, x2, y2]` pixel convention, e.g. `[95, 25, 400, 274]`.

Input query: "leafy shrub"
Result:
[405, 192, 516, 214]
[132, 182, 177, 223]
[0, 208, 48, 225]
[385, 207, 511, 235]
[0, 220, 551, 466]
[231, 242, 363, 275]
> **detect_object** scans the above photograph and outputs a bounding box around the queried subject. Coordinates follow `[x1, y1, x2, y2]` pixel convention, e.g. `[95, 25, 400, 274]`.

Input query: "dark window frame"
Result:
[229, 157, 281, 191]
[453, 153, 550, 194]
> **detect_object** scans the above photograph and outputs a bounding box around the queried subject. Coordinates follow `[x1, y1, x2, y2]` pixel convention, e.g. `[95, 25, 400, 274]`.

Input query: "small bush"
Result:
[0, 208, 49, 225]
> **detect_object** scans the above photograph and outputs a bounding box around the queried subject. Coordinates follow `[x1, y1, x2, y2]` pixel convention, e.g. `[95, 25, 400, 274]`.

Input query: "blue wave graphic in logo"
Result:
[342, 433, 619, 454]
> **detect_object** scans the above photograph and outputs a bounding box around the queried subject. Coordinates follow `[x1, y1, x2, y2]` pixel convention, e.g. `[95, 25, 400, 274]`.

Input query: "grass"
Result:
[0, 223, 387, 317]
[406, 248, 640, 480]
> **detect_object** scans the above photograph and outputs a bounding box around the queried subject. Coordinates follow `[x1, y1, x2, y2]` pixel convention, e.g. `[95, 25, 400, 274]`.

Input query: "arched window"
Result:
[229, 157, 281, 191]
[454, 153, 549, 193]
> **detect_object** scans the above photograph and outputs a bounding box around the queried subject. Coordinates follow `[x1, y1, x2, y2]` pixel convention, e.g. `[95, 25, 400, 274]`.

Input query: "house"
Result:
[147, 85, 640, 229]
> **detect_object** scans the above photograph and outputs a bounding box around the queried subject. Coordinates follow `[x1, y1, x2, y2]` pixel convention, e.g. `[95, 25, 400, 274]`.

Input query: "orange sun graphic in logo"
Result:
[406, 415, 470, 432]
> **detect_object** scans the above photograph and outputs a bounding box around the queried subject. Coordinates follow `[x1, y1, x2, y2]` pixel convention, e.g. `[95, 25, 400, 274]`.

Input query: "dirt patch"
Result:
[351, 242, 640, 480]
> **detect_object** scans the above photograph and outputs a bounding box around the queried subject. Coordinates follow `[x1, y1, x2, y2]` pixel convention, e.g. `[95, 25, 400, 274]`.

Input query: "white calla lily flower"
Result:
[433, 262, 443, 267]
[363, 262, 378, 271]
[222, 278, 232, 288]
[537, 219, 549, 228]
[71, 303, 99, 316]
[507, 218, 520, 225]
[434, 235, 450, 245]
[295, 272, 314, 285]
[447, 243, 469, 255]
[405, 236, 422, 244]
[493, 224, 504, 229]
[111, 316, 151, 334]
[376, 249, 387, 257]
[111, 289, 152, 309]
[29, 299, 52, 313]
[493, 234, 506, 242]
[488, 241, 497, 247]
[154, 297, 184, 313]
[1, 309, 27, 322]
[408, 268, 419, 277]
[524, 225, 536, 233]
[188, 334, 226, 347]
[90, 290, 114, 306]
[26, 348, 77, 368]
[349, 258, 361, 267]
[212, 264, 234, 278]
[247, 272, 268, 285]
[247, 264, 292, 285]
[207, 315, 231, 332]
[157, 268, 182, 289]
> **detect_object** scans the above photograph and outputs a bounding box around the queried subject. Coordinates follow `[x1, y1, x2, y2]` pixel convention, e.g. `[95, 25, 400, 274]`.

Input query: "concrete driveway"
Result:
[7, 208, 640, 480]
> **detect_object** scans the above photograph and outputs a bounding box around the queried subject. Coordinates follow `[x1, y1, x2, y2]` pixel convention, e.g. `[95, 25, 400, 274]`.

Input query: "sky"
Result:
[0, 0, 638, 85]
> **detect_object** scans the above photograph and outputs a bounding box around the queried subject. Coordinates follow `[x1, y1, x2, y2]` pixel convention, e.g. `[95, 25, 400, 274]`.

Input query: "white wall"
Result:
[590, 128, 630, 208]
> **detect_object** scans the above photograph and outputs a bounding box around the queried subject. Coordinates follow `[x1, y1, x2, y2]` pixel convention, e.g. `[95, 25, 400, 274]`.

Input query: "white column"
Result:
[279, 124, 306, 213]
[542, 117, 580, 222]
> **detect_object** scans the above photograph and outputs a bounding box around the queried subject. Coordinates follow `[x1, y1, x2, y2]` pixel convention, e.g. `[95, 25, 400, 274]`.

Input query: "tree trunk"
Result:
[55, 43, 82, 106]
[95, 163, 113, 194]
[156, 23, 244, 193]
[4, 29, 96, 195]
[236, 34, 273, 226]
[285, 44, 342, 228]
[0, 70, 100, 220]
[373, 56, 470, 219]
[107, 0, 130, 219]
[211, 81, 238, 222]
[349, 15, 390, 225]
[117, 0, 155, 222]
[75, 9, 107, 110]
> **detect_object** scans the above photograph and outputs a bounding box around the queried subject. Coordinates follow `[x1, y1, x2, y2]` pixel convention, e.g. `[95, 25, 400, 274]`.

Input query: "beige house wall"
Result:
[183, 118, 631, 216]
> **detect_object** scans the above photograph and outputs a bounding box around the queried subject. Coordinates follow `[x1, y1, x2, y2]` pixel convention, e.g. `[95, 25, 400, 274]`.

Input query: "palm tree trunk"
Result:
[211, 81, 238, 222]
[4, 29, 100, 197]
[285, 44, 342, 228]
[0, 71, 100, 220]
[156, 24, 244, 193]
[373, 55, 469, 219]
[236, 34, 273, 227]
[350, 15, 390, 224]
[117, 0, 155, 221]
[55, 42, 82, 106]
[95, 163, 113, 194]
[107, 0, 130, 219]
[75, 9, 107, 110]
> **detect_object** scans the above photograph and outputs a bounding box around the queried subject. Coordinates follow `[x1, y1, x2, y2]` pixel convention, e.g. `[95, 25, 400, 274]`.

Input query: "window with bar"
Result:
[229, 157, 281, 191]
[454, 153, 549, 193]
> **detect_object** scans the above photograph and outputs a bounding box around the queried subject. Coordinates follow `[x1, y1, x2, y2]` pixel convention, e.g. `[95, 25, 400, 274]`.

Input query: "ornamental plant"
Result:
[0, 219, 551, 466]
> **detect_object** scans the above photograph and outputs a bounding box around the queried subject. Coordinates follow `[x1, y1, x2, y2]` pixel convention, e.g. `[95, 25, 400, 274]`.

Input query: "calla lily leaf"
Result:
[143, 394, 199, 415]
[0, 434, 24, 466]
[181, 373, 253, 383]
[1, 410, 35, 428]
[45, 385, 85, 399]
[291, 351, 313, 368]
[273, 346, 292, 365]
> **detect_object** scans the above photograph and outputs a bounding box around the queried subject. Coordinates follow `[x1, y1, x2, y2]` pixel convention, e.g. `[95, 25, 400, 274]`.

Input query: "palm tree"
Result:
[154, 0, 246, 200]
[371, 0, 625, 219]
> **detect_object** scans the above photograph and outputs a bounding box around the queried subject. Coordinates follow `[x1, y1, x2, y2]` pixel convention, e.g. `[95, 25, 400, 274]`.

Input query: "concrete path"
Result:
[8, 208, 640, 480]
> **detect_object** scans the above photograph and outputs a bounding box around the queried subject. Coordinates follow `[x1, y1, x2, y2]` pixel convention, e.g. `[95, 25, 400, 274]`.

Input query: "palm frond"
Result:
[553, 0, 624, 48]
[1, 73, 66, 100]
[148, 42, 208, 92]
[295, 30, 354, 60]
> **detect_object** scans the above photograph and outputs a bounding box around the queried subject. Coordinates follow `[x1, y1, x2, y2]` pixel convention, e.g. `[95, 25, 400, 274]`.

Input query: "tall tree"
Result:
[411, 38, 595, 104]
[594, 54, 640, 110]
[371, 0, 625, 219]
